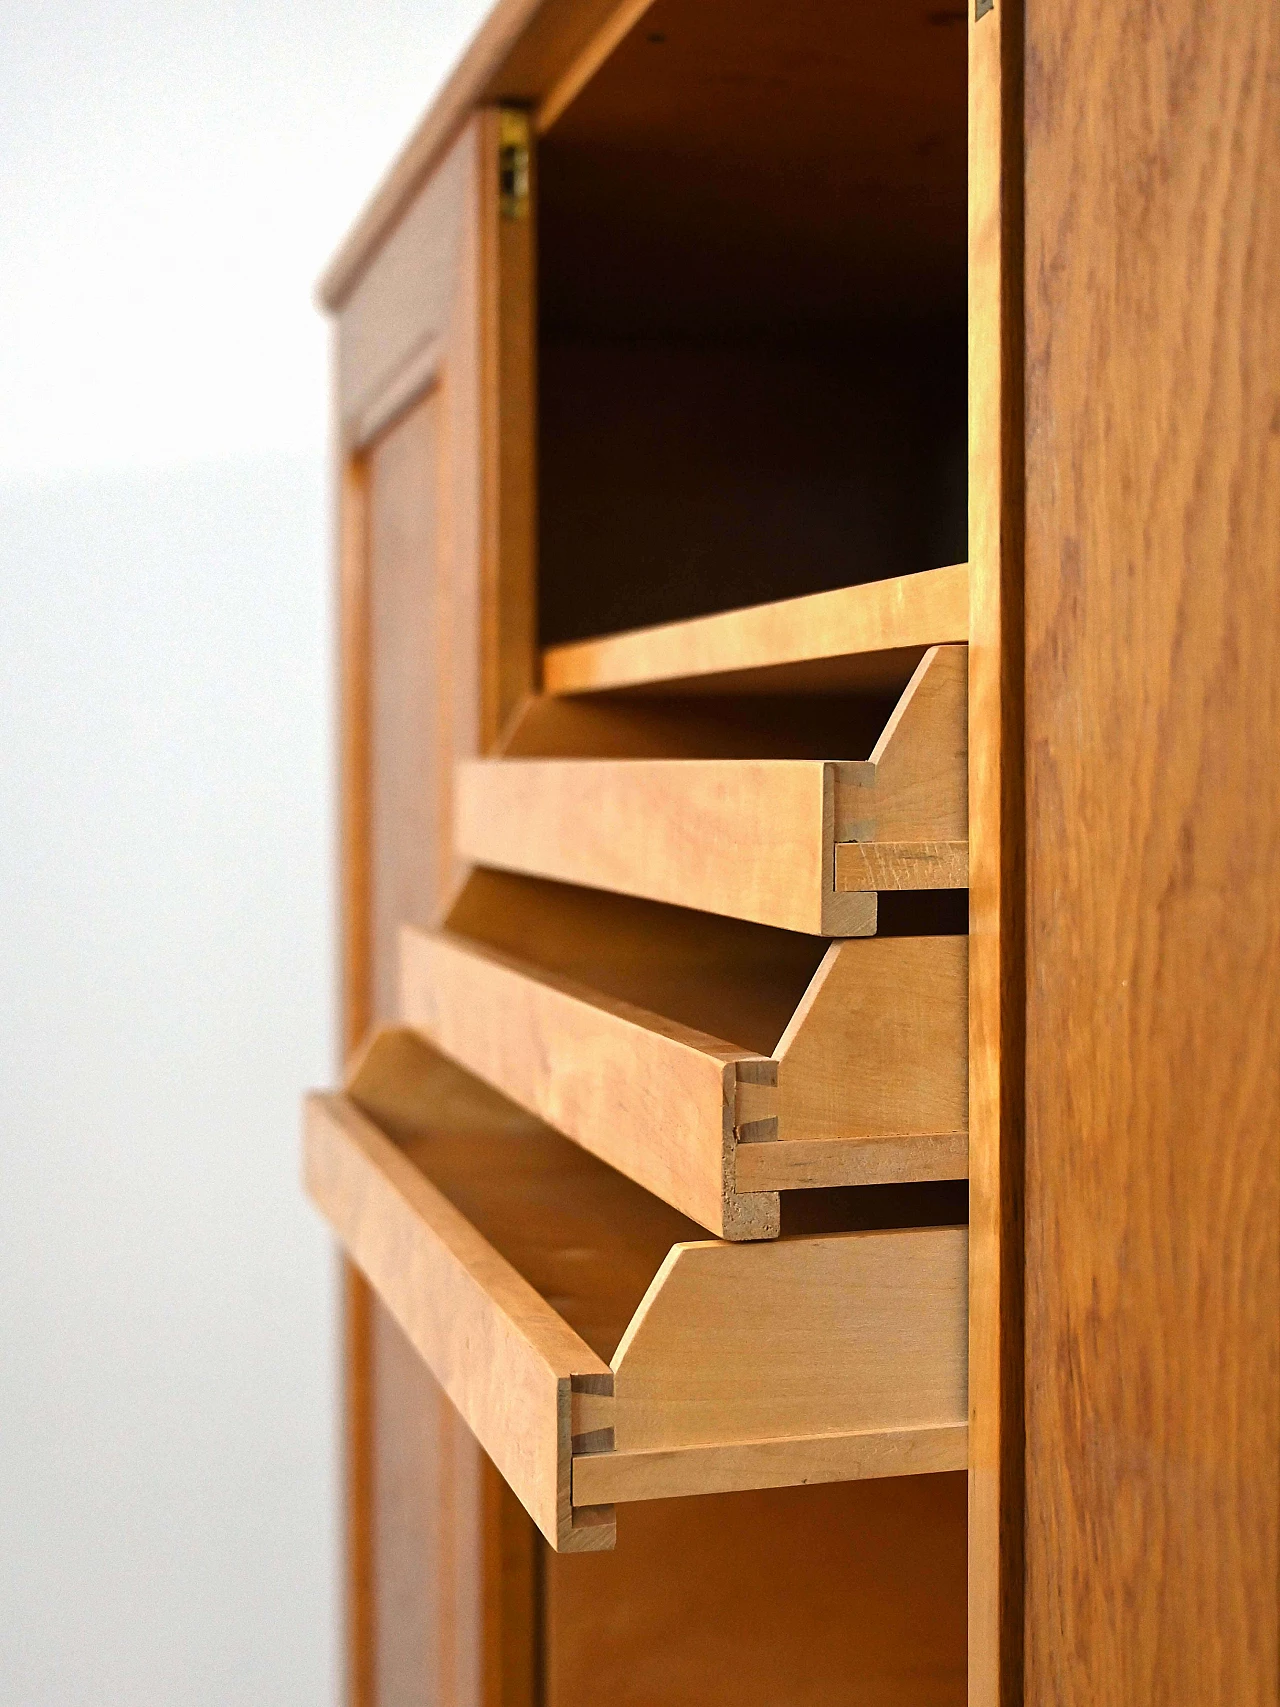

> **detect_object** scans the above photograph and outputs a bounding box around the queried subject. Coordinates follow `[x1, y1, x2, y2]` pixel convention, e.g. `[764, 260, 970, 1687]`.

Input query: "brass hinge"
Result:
[498, 108, 530, 220]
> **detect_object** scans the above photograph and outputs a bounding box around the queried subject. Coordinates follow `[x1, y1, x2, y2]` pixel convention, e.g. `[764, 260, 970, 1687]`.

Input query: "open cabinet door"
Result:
[332, 108, 538, 1707]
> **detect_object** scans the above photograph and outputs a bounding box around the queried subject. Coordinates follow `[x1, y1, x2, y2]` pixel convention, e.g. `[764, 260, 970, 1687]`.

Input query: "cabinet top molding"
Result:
[319, 0, 653, 310]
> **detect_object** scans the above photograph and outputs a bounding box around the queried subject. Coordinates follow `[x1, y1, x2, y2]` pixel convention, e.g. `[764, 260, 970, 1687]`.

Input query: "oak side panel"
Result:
[1024, 1, 1280, 1702]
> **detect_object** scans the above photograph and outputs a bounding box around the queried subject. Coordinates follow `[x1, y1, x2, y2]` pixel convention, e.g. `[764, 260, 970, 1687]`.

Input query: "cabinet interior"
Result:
[537, 0, 968, 643]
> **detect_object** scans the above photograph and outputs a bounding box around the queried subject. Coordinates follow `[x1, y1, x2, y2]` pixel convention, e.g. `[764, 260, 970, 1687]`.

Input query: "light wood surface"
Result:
[544, 1477, 967, 1707]
[456, 755, 878, 934]
[775, 936, 969, 1145]
[444, 867, 821, 1050]
[366, 395, 449, 1023]
[736, 1131, 968, 1193]
[335, 441, 378, 1707]
[399, 924, 781, 1240]
[336, 129, 470, 444]
[307, 1032, 969, 1552]
[542, 566, 968, 697]
[499, 686, 894, 761]
[1023, 3, 1280, 1703]
[856, 644, 968, 845]
[403, 916, 969, 1228]
[307, 1032, 630, 1554]
[306, 1086, 615, 1554]
[835, 841, 968, 891]
[343, 1030, 698, 1360]
[967, 2, 1024, 1702]
[611, 1227, 967, 1452]
[461, 647, 966, 924]
[335, 110, 542, 1706]
[573, 1424, 967, 1506]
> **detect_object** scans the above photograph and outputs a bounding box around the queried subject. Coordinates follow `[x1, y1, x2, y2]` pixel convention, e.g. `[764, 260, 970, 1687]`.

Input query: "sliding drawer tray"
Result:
[401, 872, 967, 1239]
[303, 1029, 968, 1554]
[458, 644, 967, 935]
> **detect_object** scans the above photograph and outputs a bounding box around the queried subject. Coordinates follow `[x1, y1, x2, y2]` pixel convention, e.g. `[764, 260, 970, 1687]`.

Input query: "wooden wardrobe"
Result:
[306, 2, 1279, 1703]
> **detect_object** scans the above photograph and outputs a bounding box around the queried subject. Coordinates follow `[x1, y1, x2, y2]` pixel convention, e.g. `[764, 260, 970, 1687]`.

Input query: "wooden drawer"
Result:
[304, 1030, 968, 1553]
[400, 874, 967, 1238]
[457, 644, 967, 935]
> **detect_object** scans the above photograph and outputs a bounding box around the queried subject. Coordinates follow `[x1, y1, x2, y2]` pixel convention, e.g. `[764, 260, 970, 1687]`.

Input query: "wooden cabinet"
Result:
[308, 0, 1277, 1702]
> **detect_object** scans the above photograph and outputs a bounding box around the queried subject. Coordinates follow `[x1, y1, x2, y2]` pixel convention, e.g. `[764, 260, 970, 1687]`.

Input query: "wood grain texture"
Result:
[342, 1030, 699, 1366]
[573, 1424, 967, 1505]
[967, 0, 1024, 1701]
[403, 915, 969, 1229]
[455, 755, 881, 933]
[306, 1074, 617, 1554]
[610, 1228, 968, 1452]
[443, 866, 823, 1051]
[335, 111, 542, 1704]
[857, 644, 968, 844]
[544, 1476, 968, 1707]
[774, 936, 969, 1146]
[370, 1304, 479, 1704]
[308, 1033, 967, 1545]
[736, 1131, 968, 1193]
[399, 923, 780, 1239]
[499, 686, 896, 762]
[367, 395, 448, 1023]
[836, 841, 968, 890]
[1023, 2, 1279, 1703]
[541, 565, 968, 697]
[491, 648, 969, 895]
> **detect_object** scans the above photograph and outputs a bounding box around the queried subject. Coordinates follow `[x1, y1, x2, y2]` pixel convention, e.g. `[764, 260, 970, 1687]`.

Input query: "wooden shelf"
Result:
[400, 872, 968, 1238]
[464, 644, 968, 933]
[304, 1029, 969, 1553]
[540, 567, 968, 698]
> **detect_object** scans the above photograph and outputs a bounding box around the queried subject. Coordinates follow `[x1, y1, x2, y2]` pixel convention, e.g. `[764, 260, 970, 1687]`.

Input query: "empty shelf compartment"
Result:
[401, 872, 968, 1238]
[303, 1029, 968, 1553]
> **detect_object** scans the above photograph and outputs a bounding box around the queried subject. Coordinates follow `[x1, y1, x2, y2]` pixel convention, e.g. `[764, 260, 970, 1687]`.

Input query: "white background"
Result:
[0, 3, 487, 1700]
